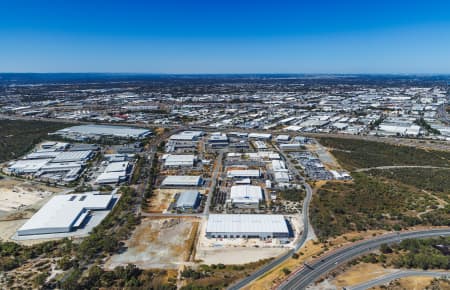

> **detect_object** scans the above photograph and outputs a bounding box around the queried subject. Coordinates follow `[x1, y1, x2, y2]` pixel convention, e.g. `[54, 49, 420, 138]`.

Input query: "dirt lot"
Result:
[372, 276, 437, 290]
[332, 263, 392, 287]
[306, 143, 342, 170]
[0, 178, 60, 215]
[146, 188, 205, 213]
[106, 217, 199, 269]
[0, 219, 27, 242]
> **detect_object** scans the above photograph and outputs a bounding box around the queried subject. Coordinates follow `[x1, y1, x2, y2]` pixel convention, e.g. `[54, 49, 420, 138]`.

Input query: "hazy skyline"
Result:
[1, 0, 450, 73]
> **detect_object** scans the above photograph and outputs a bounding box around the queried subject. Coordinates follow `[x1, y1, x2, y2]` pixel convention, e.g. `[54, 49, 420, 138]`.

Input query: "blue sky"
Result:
[0, 0, 450, 73]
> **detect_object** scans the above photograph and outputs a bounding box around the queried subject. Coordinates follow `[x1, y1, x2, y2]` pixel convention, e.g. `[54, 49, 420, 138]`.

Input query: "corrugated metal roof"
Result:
[206, 214, 288, 234]
[176, 191, 199, 208]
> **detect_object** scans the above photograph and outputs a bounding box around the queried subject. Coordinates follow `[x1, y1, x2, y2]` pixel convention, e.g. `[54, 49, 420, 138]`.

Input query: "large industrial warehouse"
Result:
[52, 124, 152, 139]
[17, 192, 116, 236]
[206, 214, 290, 239]
[162, 154, 196, 167]
[161, 175, 203, 187]
[229, 185, 263, 208]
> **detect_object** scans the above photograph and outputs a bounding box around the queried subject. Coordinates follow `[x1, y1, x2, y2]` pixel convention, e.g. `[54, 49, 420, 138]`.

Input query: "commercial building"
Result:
[95, 161, 130, 184]
[169, 131, 204, 141]
[161, 175, 203, 187]
[206, 214, 289, 239]
[248, 133, 272, 140]
[227, 169, 261, 179]
[175, 190, 201, 211]
[17, 192, 115, 236]
[7, 159, 53, 174]
[208, 133, 229, 148]
[280, 143, 303, 151]
[163, 154, 196, 167]
[53, 124, 152, 139]
[229, 185, 263, 208]
[275, 135, 291, 143]
[274, 171, 290, 183]
[272, 160, 288, 172]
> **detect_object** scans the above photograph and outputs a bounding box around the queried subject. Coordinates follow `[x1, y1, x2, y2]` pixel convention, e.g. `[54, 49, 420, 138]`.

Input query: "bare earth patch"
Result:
[106, 217, 197, 269]
[0, 178, 60, 214]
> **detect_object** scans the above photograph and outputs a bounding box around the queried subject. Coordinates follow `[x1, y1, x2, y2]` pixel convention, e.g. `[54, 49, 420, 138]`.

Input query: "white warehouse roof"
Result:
[206, 214, 288, 235]
[230, 185, 263, 204]
[163, 154, 195, 167]
[7, 159, 53, 174]
[51, 150, 93, 163]
[105, 161, 129, 173]
[169, 131, 204, 141]
[175, 191, 200, 208]
[272, 160, 288, 172]
[161, 175, 203, 187]
[227, 169, 261, 178]
[55, 124, 151, 139]
[17, 192, 114, 236]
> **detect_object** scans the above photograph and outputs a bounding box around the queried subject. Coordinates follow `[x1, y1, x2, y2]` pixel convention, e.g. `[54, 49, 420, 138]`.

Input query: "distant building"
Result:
[95, 161, 130, 184]
[248, 133, 272, 140]
[169, 131, 204, 141]
[227, 169, 261, 179]
[208, 133, 229, 148]
[52, 124, 152, 140]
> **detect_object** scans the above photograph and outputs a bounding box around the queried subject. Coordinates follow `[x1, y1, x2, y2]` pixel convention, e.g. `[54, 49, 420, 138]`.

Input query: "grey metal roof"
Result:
[206, 214, 289, 234]
[176, 191, 199, 208]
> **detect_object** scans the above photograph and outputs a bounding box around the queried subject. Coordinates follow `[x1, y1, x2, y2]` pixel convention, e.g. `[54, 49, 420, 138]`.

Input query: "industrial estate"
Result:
[0, 74, 449, 290]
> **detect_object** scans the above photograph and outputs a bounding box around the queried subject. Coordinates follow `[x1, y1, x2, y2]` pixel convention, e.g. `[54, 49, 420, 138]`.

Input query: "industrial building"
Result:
[5, 142, 96, 183]
[272, 160, 288, 172]
[208, 133, 229, 148]
[162, 154, 196, 167]
[280, 143, 302, 151]
[206, 214, 290, 239]
[17, 192, 115, 236]
[161, 175, 203, 187]
[227, 169, 261, 179]
[274, 171, 290, 183]
[248, 133, 272, 140]
[229, 185, 263, 208]
[175, 190, 201, 211]
[95, 161, 131, 184]
[52, 124, 152, 140]
[169, 131, 204, 141]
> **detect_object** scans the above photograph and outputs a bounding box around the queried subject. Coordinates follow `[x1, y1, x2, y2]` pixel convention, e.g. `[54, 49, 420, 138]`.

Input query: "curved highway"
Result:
[277, 228, 450, 290]
[347, 270, 450, 290]
[355, 165, 450, 172]
[227, 182, 313, 290]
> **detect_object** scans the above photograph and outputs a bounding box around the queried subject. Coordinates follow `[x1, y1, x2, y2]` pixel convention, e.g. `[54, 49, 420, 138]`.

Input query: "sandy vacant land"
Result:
[372, 276, 437, 290]
[0, 219, 27, 242]
[197, 247, 286, 265]
[0, 178, 60, 214]
[106, 217, 197, 269]
[146, 188, 204, 213]
[332, 263, 393, 287]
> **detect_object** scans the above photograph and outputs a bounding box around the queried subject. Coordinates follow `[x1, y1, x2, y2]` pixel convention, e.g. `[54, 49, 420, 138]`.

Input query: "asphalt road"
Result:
[355, 165, 450, 172]
[227, 167, 313, 290]
[278, 228, 450, 290]
[347, 270, 450, 290]
[204, 150, 223, 216]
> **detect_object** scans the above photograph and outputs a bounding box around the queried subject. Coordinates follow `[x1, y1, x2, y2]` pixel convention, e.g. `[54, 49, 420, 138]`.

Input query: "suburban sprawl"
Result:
[0, 74, 449, 290]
